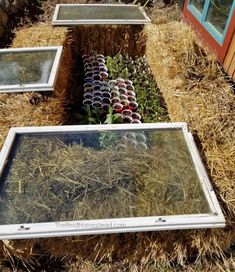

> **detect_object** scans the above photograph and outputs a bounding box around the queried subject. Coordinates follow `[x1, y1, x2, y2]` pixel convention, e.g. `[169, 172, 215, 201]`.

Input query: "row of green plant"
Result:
[106, 54, 169, 123]
[75, 54, 169, 125]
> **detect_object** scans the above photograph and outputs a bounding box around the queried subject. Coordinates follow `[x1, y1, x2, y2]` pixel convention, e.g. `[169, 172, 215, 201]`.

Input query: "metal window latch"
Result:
[155, 218, 166, 223]
[18, 225, 30, 231]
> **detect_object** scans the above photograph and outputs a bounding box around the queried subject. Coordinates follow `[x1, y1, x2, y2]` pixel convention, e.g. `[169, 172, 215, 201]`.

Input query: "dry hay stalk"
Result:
[1, 130, 209, 225]
[1, 131, 234, 266]
[143, 21, 235, 260]
[150, 4, 182, 25]
[67, 253, 235, 272]
[1, 22, 234, 269]
[0, 239, 39, 269]
[74, 25, 146, 57]
[0, 24, 72, 149]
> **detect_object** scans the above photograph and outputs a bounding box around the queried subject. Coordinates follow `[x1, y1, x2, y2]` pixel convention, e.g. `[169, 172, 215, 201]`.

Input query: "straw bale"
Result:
[0, 24, 72, 149]
[12, 23, 72, 97]
[144, 21, 235, 257]
[1, 21, 235, 270]
[74, 25, 145, 56]
[67, 255, 235, 272]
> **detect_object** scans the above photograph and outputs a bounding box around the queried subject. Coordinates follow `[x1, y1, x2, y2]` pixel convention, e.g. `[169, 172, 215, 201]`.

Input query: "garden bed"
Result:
[0, 17, 171, 272]
[69, 25, 169, 126]
[72, 52, 169, 125]
[0, 3, 234, 272]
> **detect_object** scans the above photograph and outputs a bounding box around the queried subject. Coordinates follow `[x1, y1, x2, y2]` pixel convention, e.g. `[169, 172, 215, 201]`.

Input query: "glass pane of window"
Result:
[190, 0, 206, 13]
[53, 4, 150, 25]
[0, 47, 62, 93]
[0, 128, 211, 225]
[0, 51, 56, 85]
[206, 0, 233, 35]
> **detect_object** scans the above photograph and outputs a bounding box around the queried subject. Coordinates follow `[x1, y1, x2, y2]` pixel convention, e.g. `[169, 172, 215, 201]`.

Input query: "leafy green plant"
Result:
[74, 106, 101, 125]
[99, 131, 119, 149]
[99, 107, 123, 148]
[104, 107, 123, 125]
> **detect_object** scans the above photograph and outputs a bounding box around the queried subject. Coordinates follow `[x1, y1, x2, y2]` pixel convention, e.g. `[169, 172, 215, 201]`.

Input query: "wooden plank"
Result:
[228, 52, 235, 76]
[223, 33, 235, 72]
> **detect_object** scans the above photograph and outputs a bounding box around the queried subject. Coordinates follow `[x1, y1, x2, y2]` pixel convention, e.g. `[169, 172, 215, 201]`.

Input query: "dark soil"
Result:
[0, 2, 44, 48]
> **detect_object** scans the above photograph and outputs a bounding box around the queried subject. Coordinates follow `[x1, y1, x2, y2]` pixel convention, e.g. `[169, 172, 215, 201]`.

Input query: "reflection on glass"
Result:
[0, 51, 56, 86]
[190, 0, 206, 13]
[206, 0, 233, 34]
[57, 5, 146, 20]
[0, 129, 210, 224]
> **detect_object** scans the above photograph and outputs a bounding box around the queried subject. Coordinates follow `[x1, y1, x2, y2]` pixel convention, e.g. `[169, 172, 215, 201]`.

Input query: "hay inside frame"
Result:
[0, 123, 225, 239]
[0, 46, 63, 93]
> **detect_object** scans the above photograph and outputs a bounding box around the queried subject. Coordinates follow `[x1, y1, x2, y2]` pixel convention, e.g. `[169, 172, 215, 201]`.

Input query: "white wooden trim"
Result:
[0, 123, 225, 239]
[52, 4, 151, 25]
[0, 46, 63, 93]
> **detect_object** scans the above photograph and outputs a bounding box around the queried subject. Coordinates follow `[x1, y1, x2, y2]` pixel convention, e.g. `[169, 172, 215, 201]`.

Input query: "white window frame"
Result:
[52, 4, 151, 25]
[0, 46, 63, 93]
[0, 123, 225, 239]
